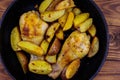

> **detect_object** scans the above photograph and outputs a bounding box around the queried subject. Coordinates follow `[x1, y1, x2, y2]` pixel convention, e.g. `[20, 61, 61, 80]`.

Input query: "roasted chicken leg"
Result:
[19, 11, 48, 45]
[49, 31, 90, 79]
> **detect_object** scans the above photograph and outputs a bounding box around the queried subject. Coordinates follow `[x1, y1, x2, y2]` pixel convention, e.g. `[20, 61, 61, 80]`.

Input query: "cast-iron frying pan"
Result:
[0, 0, 109, 80]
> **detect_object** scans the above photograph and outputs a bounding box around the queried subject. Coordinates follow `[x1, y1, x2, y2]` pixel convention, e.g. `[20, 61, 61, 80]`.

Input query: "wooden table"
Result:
[0, 0, 120, 80]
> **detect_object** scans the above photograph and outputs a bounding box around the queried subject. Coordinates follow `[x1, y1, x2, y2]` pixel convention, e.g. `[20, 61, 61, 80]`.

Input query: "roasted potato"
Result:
[61, 59, 80, 80]
[58, 12, 68, 28]
[45, 38, 61, 63]
[16, 51, 28, 73]
[66, 7, 73, 12]
[78, 18, 93, 32]
[41, 9, 65, 22]
[19, 11, 48, 45]
[88, 37, 99, 58]
[46, 0, 61, 11]
[29, 60, 52, 74]
[10, 27, 21, 51]
[55, 0, 75, 10]
[47, 38, 61, 55]
[18, 41, 45, 56]
[46, 22, 60, 42]
[40, 40, 49, 54]
[74, 13, 89, 27]
[45, 55, 57, 64]
[73, 7, 81, 15]
[65, 59, 80, 79]
[88, 24, 96, 37]
[39, 0, 53, 13]
[30, 54, 44, 61]
[56, 28, 64, 40]
[63, 12, 74, 31]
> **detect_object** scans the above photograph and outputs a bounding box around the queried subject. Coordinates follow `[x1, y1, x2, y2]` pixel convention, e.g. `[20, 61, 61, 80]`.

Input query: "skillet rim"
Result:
[0, 0, 17, 80]
[0, 0, 109, 80]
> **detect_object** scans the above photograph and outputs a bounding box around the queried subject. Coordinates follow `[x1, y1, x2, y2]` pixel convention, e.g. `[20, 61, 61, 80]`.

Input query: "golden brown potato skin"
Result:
[28, 60, 52, 74]
[78, 18, 93, 32]
[63, 12, 74, 31]
[16, 51, 28, 73]
[41, 9, 65, 22]
[47, 38, 61, 55]
[18, 41, 45, 56]
[74, 13, 89, 27]
[88, 37, 99, 58]
[58, 12, 68, 28]
[10, 27, 21, 51]
[39, 0, 53, 13]
[40, 40, 49, 54]
[88, 24, 96, 37]
[45, 55, 57, 64]
[46, 0, 61, 11]
[55, 0, 75, 10]
[45, 38, 61, 63]
[65, 59, 80, 79]
[56, 28, 64, 40]
[61, 59, 80, 80]
[46, 22, 60, 43]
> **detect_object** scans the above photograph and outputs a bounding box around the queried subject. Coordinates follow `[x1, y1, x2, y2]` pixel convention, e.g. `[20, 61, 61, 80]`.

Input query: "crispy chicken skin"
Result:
[19, 11, 48, 45]
[49, 31, 90, 79]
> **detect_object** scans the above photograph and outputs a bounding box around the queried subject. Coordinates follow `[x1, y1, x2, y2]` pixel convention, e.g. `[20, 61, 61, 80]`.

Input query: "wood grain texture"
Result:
[0, 0, 120, 80]
[94, 0, 120, 26]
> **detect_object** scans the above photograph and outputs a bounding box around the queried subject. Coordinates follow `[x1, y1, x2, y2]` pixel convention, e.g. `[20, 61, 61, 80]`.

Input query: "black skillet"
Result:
[0, 0, 109, 80]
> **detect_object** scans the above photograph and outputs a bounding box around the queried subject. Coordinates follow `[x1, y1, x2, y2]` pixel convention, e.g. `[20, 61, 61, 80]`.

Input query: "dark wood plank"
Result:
[107, 25, 120, 61]
[0, 0, 12, 19]
[94, 0, 120, 26]
[94, 74, 120, 80]
[99, 61, 120, 74]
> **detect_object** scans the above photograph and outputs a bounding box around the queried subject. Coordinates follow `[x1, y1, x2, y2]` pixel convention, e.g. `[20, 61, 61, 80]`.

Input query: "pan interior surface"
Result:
[0, 0, 108, 80]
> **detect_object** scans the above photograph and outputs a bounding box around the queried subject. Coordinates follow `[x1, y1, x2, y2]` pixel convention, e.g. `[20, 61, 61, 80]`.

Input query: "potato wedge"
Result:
[45, 55, 57, 64]
[56, 28, 64, 40]
[73, 7, 81, 15]
[66, 7, 73, 12]
[39, 0, 53, 13]
[41, 9, 65, 22]
[46, 23, 60, 42]
[45, 38, 61, 63]
[16, 51, 28, 73]
[74, 13, 89, 27]
[46, 0, 61, 11]
[10, 27, 21, 51]
[18, 41, 45, 56]
[47, 38, 61, 55]
[66, 59, 80, 79]
[88, 24, 96, 37]
[78, 18, 93, 32]
[63, 12, 74, 31]
[30, 54, 44, 61]
[58, 12, 68, 28]
[40, 40, 49, 54]
[55, 0, 75, 10]
[88, 37, 99, 58]
[29, 60, 52, 74]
